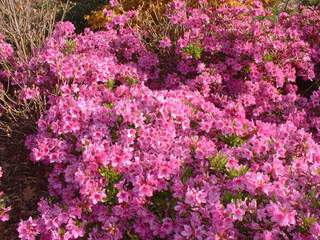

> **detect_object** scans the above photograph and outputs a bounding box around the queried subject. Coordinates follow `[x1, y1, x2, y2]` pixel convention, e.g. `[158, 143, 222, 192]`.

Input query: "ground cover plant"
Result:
[0, 0, 320, 239]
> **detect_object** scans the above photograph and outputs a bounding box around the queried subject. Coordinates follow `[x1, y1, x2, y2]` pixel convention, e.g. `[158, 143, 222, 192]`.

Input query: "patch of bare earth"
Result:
[0, 141, 48, 240]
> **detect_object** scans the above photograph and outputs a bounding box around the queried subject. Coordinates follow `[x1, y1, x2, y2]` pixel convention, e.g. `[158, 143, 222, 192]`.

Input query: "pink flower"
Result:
[91, 191, 106, 204]
[261, 230, 273, 240]
[268, 203, 296, 227]
[139, 184, 153, 198]
[227, 203, 246, 221]
[158, 165, 171, 179]
[181, 225, 193, 238]
[0, 36, 13, 61]
[0, 204, 11, 222]
[117, 191, 130, 203]
[310, 222, 320, 237]
[19, 87, 40, 101]
[185, 187, 207, 207]
[18, 217, 39, 240]
[159, 37, 172, 48]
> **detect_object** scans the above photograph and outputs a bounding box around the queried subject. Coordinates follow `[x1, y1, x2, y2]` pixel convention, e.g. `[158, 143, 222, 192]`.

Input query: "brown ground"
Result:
[0, 141, 49, 240]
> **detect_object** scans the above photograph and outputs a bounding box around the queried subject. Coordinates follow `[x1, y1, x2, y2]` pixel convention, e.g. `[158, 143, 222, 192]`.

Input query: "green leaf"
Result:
[227, 165, 250, 179]
[59, 227, 66, 237]
[149, 190, 176, 220]
[301, 0, 320, 6]
[105, 79, 116, 90]
[99, 167, 122, 206]
[208, 153, 228, 173]
[190, 120, 199, 129]
[124, 231, 140, 240]
[263, 52, 275, 62]
[221, 190, 250, 207]
[63, 39, 77, 54]
[183, 43, 203, 60]
[126, 77, 139, 86]
[299, 216, 317, 233]
[218, 134, 246, 147]
[103, 102, 114, 109]
[181, 166, 193, 184]
[0, 194, 10, 210]
[110, 127, 119, 143]
[308, 187, 320, 209]
[242, 65, 251, 74]
[99, 167, 121, 183]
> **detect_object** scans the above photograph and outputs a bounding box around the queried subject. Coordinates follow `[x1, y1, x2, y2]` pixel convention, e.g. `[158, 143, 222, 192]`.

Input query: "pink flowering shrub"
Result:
[1, 0, 318, 239]
[21, 82, 320, 239]
[160, 1, 319, 119]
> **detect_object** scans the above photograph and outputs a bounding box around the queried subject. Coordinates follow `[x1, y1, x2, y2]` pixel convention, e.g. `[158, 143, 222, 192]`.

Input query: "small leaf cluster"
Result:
[99, 166, 122, 206]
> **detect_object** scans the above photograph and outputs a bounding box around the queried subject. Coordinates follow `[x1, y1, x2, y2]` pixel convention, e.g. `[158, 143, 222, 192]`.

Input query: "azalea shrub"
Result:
[84, 0, 282, 30]
[0, 0, 319, 239]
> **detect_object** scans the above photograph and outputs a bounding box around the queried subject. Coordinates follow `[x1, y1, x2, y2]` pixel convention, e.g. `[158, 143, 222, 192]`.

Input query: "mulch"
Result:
[0, 142, 48, 240]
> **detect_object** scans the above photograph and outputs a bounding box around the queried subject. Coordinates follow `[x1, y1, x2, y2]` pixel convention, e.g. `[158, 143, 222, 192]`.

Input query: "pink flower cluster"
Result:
[1, 1, 319, 239]
[0, 34, 13, 62]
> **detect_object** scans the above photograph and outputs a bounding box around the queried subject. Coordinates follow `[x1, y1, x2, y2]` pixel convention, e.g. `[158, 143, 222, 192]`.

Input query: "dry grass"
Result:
[0, 91, 46, 143]
[0, 0, 71, 148]
[133, 1, 183, 49]
[0, 0, 70, 62]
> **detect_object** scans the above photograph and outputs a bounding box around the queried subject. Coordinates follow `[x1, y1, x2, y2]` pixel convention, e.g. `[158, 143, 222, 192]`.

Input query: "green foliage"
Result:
[308, 187, 320, 209]
[117, 115, 124, 125]
[263, 52, 276, 62]
[103, 102, 114, 109]
[124, 231, 140, 240]
[99, 166, 122, 183]
[218, 134, 246, 147]
[47, 195, 60, 205]
[109, 116, 124, 144]
[208, 152, 228, 173]
[181, 165, 193, 184]
[110, 127, 119, 143]
[63, 39, 77, 55]
[221, 190, 250, 207]
[227, 165, 250, 179]
[126, 77, 139, 86]
[234, 221, 251, 235]
[208, 153, 249, 179]
[0, 195, 9, 209]
[301, 0, 320, 6]
[149, 190, 176, 220]
[190, 120, 200, 129]
[75, 219, 82, 227]
[256, 5, 280, 23]
[105, 79, 116, 90]
[99, 166, 122, 206]
[59, 227, 66, 237]
[183, 43, 203, 60]
[242, 65, 251, 74]
[298, 216, 317, 233]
